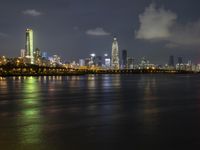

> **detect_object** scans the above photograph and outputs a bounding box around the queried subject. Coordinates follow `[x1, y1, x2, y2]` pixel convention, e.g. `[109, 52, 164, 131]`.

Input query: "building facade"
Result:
[168, 55, 174, 67]
[122, 49, 127, 69]
[111, 37, 119, 69]
[25, 29, 34, 64]
[20, 49, 26, 58]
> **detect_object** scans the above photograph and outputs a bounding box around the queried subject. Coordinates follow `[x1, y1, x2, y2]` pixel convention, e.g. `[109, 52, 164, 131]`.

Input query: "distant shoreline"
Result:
[0, 65, 198, 77]
[0, 70, 198, 77]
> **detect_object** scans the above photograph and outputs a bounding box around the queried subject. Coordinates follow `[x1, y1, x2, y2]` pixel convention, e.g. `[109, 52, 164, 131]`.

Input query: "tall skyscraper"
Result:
[168, 55, 174, 67]
[111, 37, 119, 69]
[122, 49, 127, 69]
[25, 28, 34, 64]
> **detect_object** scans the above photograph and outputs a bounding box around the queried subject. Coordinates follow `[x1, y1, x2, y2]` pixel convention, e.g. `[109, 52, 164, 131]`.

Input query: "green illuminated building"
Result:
[25, 29, 34, 64]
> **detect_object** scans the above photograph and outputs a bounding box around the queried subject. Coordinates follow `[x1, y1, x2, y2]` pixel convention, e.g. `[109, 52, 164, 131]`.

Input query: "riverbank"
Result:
[0, 69, 197, 77]
[0, 64, 198, 77]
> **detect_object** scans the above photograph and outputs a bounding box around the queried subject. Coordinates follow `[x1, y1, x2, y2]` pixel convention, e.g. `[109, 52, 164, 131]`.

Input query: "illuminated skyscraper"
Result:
[111, 37, 119, 69]
[103, 53, 111, 68]
[25, 29, 34, 64]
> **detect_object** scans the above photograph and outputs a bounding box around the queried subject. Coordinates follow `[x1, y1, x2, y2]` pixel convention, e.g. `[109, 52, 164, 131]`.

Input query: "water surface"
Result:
[0, 74, 200, 150]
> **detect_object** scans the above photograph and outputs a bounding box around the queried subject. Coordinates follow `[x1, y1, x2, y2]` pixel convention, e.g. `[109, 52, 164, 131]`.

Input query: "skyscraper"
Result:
[168, 55, 174, 67]
[25, 28, 34, 64]
[103, 53, 111, 68]
[177, 57, 183, 64]
[111, 37, 119, 69]
[127, 57, 134, 69]
[122, 49, 127, 69]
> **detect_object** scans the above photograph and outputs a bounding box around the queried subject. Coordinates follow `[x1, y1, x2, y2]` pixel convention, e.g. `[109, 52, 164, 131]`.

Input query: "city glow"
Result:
[90, 53, 96, 57]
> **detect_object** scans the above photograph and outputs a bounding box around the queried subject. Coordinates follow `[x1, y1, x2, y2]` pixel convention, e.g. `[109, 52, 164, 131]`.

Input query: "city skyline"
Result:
[0, 0, 200, 64]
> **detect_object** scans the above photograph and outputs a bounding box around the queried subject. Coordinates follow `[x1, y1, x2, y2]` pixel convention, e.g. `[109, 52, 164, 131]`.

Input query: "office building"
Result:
[42, 52, 48, 59]
[111, 37, 119, 69]
[34, 48, 41, 59]
[168, 55, 174, 67]
[53, 55, 61, 65]
[79, 59, 85, 66]
[122, 49, 127, 69]
[25, 28, 34, 64]
[177, 57, 183, 64]
[20, 49, 26, 58]
[127, 57, 134, 69]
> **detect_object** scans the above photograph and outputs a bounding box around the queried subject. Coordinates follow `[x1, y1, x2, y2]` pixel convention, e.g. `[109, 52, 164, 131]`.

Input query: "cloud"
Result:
[22, 9, 42, 17]
[135, 3, 177, 40]
[86, 27, 110, 36]
[135, 3, 200, 48]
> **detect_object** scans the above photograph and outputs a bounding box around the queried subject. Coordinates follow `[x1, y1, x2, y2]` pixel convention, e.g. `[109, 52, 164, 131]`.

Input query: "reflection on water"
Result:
[0, 77, 8, 95]
[139, 76, 159, 135]
[18, 77, 43, 144]
[0, 75, 200, 149]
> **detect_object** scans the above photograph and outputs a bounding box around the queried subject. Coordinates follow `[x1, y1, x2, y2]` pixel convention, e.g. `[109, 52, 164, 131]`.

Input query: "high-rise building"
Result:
[34, 48, 41, 59]
[127, 57, 134, 69]
[177, 57, 183, 64]
[111, 37, 119, 69]
[168, 55, 174, 67]
[53, 55, 61, 65]
[85, 58, 90, 66]
[103, 53, 111, 68]
[25, 29, 34, 64]
[105, 58, 111, 68]
[20, 49, 26, 58]
[140, 57, 149, 69]
[122, 49, 127, 69]
[79, 59, 85, 66]
[42, 52, 48, 59]
[89, 53, 96, 66]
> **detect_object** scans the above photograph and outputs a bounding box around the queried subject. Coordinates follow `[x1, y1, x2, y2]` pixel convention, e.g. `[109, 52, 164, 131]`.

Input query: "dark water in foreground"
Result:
[1, 74, 200, 150]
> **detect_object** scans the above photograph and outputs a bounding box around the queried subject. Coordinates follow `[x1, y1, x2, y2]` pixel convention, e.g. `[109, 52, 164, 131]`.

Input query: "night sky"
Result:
[1, 0, 200, 64]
